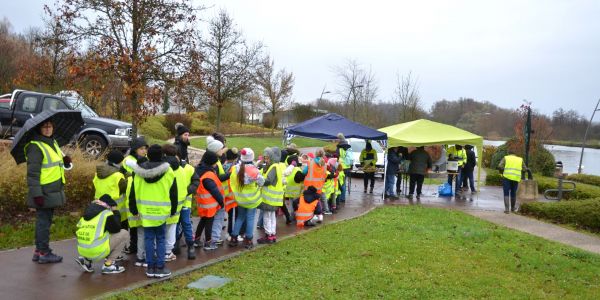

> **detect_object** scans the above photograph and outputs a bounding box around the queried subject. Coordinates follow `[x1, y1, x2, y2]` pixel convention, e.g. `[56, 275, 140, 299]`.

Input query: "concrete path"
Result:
[464, 210, 600, 254]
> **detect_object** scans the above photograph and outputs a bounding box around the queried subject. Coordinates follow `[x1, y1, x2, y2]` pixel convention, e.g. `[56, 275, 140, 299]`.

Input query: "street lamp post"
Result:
[317, 87, 331, 116]
[578, 98, 600, 174]
[346, 84, 364, 121]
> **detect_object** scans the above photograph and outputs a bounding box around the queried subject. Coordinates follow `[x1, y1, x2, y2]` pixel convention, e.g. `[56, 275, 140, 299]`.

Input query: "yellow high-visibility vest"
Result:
[134, 168, 175, 227]
[93, 172, 126, 222]
[26, 140, 65, 184]
[229, 165, 262, 209]
[503, 155, 523, 182]
[76, 209, 113, 261]
[261, 163, 285, 207]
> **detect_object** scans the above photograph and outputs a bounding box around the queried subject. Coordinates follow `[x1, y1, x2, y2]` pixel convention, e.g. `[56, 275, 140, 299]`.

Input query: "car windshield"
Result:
[65, 98, 98, 118]
[349, 139, 383, 153]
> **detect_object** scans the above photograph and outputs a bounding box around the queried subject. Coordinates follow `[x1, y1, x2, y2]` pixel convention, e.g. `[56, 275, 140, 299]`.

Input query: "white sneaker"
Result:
[101, 262, 125, 274]
[74, 256, 94, 273]
[165, 252, 177, 262]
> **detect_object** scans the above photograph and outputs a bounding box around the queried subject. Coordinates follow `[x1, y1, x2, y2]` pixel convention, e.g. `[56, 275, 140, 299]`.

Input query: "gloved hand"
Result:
[33, 196, 44, 207]
[63, 155, 72, 167]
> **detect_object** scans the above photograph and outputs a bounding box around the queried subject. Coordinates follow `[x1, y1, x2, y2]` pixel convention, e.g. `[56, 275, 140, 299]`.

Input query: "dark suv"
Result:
[0, 90, 133, 156]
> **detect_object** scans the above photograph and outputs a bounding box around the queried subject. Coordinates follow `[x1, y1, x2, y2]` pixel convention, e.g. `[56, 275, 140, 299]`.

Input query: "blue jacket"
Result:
[386, 149, 401, 175]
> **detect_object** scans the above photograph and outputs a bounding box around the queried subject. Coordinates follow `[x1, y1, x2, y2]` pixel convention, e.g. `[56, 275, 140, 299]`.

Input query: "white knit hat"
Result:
[240, 148, 254, 162]
[206, 136, 224, 154]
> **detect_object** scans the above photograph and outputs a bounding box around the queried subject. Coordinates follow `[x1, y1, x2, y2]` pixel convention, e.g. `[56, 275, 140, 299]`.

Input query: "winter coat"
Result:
[386, 149, 402, 175]
[464, 149, 477, 171]
[196, 163, 225, 209]
[95, 163, 127, 196]
[174, 135, 190, 163]
[26, 133, 66, 209]
[408, 148, 432, 175]
[128, 161, 178, 216]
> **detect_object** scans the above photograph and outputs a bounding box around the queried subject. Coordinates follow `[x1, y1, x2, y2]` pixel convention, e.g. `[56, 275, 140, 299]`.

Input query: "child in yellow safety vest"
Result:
[75, 194, 127, 274]
[323, 158, 341, 214]
[162, 144, 199, 261]
[128, 145, 178, 279]
[257, 147, 285, 244]
[92, 150, 127, 234]
[282, 154, 303, 224]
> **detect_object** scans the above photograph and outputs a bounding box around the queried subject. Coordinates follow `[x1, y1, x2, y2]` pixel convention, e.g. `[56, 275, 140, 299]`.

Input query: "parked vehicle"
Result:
[0, 90, 133, 156]
[348, 138, 385, 178]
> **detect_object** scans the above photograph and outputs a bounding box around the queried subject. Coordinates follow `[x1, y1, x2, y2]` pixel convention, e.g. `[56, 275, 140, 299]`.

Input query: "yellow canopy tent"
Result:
[379, 119, 484, 190]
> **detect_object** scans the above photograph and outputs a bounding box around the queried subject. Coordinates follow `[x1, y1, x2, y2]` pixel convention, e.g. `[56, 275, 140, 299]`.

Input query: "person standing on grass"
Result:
[195, 151, 225, 251]
[27, 120, 72, 264]
[229, 148, 264, 249]
[174, 123, 190, 163]
[407, 146, 432, 200]
[128, 144, 178, 278]
[360, 141, 377, 193]
[498, 149, 527, 214]
[257, 147, 285, 244]
[75, 194, 127, 274]
[163, 144, 199, 261]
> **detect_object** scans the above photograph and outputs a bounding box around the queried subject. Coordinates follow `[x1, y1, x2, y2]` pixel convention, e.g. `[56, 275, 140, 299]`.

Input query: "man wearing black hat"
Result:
[174, 123, 190, 163]
[128, 144, 178, 278]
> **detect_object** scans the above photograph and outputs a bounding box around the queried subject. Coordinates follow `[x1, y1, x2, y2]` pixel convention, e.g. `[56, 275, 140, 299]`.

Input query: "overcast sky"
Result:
[4, 0, 600, 117]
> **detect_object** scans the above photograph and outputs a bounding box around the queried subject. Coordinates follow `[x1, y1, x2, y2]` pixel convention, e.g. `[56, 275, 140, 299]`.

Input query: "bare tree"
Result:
[200, 9, 262, 131]
[52, 0, 200, 134]
[255, 56, 294, 133]
[333, 59, 378, 123]
[394, 71, 422, 122]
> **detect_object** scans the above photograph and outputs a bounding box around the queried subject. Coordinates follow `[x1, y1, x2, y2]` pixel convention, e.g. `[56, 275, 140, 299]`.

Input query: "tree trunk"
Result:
[271, 111, 276, 135]
[216, 105, 222, 132]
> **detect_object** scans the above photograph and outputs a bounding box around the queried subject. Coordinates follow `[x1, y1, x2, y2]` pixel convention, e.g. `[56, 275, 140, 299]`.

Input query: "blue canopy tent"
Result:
[284, 113, 387, 142]
[284, 113, 388, 195]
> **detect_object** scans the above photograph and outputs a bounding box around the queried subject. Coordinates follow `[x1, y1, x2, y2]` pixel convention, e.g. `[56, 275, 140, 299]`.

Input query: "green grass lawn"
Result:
[190, 136, 328, 154]
[113, 206, 600, 299]
[0, 215, 78, 250]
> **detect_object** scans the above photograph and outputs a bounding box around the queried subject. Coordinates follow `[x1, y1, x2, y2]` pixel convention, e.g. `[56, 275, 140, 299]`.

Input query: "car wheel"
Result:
[82, 134, 107, 157]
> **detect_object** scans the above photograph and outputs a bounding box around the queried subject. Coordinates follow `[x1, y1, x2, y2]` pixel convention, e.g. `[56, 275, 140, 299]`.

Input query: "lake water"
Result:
[484, 140, 600, 176]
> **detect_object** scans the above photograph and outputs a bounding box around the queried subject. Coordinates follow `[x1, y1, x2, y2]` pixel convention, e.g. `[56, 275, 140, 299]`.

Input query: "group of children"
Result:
[75, 128, 347, 278]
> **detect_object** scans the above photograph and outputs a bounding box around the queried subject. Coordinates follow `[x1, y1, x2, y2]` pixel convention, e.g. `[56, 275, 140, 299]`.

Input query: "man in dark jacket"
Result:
[128, 144, 178, 278]
[461, 145, 477, 193]
[27, 120, 72, 264]
[174, 123, 190, 163]
[407, 146, 432, 200]
[385, 147, 401, 199]
[75, 194, 127, 274]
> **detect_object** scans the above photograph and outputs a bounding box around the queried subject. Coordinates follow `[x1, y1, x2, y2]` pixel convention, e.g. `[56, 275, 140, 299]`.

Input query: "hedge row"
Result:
[485, 169, 600, 200]
[0, 148, 97, 220]
[566, 173, 600, 187]
[520, 198, 600, 232]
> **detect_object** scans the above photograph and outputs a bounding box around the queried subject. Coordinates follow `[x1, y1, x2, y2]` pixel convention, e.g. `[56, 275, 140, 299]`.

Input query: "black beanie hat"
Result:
[147, 144, 163, 162]
[201, 151, 219, 165]
[130, 137, 148, 153]
[226, 148, 239, 160]
[106, 150, 124, 165]
[99, 194, 117, 207]
[176, 125, 190, 136]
